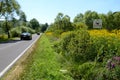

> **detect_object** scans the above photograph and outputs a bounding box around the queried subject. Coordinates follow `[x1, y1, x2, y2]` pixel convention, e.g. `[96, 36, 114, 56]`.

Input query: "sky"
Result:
[17, 0, 120, 24]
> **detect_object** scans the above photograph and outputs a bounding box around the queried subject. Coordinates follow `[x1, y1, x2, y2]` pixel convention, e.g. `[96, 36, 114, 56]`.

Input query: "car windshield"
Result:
[22, 32, 30, 35]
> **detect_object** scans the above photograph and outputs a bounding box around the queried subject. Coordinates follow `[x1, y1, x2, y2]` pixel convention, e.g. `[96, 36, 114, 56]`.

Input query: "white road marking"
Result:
[0, 34, 41, 77]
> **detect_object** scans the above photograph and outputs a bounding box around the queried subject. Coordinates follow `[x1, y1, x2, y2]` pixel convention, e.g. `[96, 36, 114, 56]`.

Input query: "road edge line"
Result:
[0, 34, 42, 78]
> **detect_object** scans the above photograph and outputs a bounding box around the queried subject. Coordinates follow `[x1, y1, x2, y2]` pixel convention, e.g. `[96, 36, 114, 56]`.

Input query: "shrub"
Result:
[27, 27, 35, 34]
[10, 27, 21, 37]
[73, 22, 88, 30]
[91, 36, 120, 62]
[70, 62, 94, 79]
[11, 26, 35, 37]
[95, 66, 120, 80]
[0, 34, 7, 39]
[53, 29, 120, 79]
[57, 29, 94, 63]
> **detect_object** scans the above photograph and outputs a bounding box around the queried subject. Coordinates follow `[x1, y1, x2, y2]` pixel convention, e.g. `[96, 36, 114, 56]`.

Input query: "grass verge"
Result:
[18, 34, 72, 80]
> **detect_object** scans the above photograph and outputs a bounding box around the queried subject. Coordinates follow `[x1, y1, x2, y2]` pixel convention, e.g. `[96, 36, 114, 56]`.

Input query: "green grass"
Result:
[19, 34, 72, 80]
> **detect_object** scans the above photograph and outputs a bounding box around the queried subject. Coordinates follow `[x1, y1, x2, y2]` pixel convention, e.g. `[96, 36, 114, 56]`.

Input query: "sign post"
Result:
[93, 19, 102, 29]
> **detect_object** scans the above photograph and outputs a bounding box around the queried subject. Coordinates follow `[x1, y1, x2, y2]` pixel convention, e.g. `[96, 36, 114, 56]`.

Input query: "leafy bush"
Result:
[93, 65, 120, 80]
[53, 29, 120, 79]
[27, 26, 35, 34]
[11, 26, 35, 37]
[70, 62, 95, 80]
[20, 26, 35, 33]
[71, 61, 120, 80]
[90, 36, 120, 62]
[10, 27, 21, 37]
[73, 22, 88, 30]
[0, 34, 7, 40]
[56, 29, 95, 63]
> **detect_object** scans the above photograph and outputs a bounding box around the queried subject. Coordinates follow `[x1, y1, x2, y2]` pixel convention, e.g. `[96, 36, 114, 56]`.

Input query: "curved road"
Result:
[0, 34, 41, 77]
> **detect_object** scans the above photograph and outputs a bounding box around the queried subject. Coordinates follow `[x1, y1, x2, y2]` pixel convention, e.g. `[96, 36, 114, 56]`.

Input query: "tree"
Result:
[84, 10, 99, 29]
[99, 14, 107, 29]
[19, 11, 27, 26]
[113, 12, 120, 29]
[41, 23, 48, 32]
[106, 11, 113, 30]
[73, 13, 84, 23]
[2, 21, 12, 33]
[53, 13, 73, 33]
[62, 15, 73, 31]
[29, 18, 40, 31]
[11, 17, 19, 27]
[54, 13, 64, 30]
[19, 11, 27, 22]
[0, 0, 20, 38]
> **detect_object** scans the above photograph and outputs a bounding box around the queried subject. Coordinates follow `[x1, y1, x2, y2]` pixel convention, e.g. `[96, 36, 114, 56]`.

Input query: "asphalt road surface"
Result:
[0, 34, 41, 77]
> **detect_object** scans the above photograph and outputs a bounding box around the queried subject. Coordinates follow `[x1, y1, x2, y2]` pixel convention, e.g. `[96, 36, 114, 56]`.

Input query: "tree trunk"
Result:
[7, 30, 10, 38]
[5, 19, 10, 38]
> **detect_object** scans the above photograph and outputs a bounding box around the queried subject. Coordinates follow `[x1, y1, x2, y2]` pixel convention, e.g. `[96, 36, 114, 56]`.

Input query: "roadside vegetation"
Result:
[40, 12, 120, 79]
[19, 34, 72, 80]
[1, 0, 120, 80]
[19, 11, 120, 79]
[17, 29, 120, 80]
[45, 29, 120, 80]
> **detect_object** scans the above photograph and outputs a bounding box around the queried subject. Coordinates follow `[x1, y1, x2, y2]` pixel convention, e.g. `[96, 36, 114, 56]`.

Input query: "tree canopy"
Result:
[0, 0, 20, 19]
[50, 13, 73, 34]
[29, 18, 40, 31]
[73, 10, 120, 30]
[0, 0, 21, 38]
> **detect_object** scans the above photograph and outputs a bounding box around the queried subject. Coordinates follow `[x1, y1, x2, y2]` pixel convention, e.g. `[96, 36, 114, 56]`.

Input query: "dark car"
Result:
[37, 32, 40, 35]
[20, 32, 32, 40]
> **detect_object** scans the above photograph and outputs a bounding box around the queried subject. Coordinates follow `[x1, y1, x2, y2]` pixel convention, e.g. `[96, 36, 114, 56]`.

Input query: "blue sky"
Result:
[17, 0, 120, 24]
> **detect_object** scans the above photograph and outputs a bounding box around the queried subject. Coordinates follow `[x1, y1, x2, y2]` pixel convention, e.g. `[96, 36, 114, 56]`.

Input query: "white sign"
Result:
[93, 19, 102, 28]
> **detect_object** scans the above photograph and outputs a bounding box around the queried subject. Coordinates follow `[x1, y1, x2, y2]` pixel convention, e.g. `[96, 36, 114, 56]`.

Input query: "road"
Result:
[0, 34, 40, 77]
